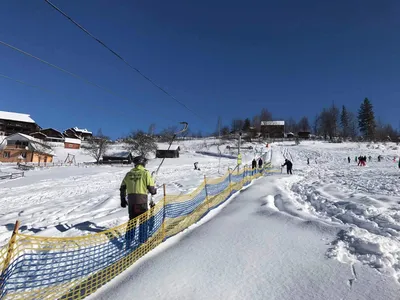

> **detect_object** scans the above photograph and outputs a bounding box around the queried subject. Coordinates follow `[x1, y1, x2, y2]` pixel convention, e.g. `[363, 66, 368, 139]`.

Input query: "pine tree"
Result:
[358, 98, 376, 140]
[340, 105, 349, 138]
[242, 118, 251, 132]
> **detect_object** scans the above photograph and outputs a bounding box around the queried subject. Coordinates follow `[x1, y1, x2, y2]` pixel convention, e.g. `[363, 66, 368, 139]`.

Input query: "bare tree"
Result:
[252, 115, 261, 133]
[298, 116, 310, 132]
[124, 130, 157, 158]
[285, 118, 298, 134]
[82, 129, 111, 164]
[231, 119, 244, 132]
[148, 123, 156, 136]
[216, 116, 222, 137]
[260, 108, 272, 122]
[158, 126, 177, 142]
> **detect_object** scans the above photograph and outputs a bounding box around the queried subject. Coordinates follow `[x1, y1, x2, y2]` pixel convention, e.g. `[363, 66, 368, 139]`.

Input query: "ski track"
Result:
[271, 141, 400, 282]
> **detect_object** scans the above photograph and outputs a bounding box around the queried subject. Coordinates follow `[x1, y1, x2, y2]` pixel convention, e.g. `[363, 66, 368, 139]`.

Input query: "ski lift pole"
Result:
[152, 122, 188, 180]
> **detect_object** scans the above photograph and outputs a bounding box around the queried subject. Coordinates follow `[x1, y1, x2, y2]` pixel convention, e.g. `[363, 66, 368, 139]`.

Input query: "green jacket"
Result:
[120, 165, 156, 204]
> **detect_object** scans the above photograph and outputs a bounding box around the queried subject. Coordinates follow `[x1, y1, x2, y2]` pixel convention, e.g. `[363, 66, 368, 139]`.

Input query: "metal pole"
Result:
[162, 184, 166, 241]
[204, 175, 210, 210]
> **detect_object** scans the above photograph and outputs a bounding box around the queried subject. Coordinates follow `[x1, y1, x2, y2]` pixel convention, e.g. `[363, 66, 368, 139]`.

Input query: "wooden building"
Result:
[102, 151, 133, 164]
[0, 133, 54, 164]
[298, 131, 311, 139]
[64, 138, 82, 149]
[156, 145, 181, 158]
[0, 111, 40, 136]
[30, 128, 65, 142]
[63, 127, 92, 140]
[260, 121, 285, 138]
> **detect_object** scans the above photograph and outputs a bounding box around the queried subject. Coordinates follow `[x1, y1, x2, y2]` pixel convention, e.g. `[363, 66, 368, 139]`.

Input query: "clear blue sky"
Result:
[0, 0, 399, 139]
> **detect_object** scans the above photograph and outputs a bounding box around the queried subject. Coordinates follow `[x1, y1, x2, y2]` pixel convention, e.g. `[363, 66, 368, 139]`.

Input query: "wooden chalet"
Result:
[260, 121, 285, 138]
[0, 133, 54, 164]
[0, 111, 40, 136]
[156, 145, 181, 158]
[102, 151, 133, 164]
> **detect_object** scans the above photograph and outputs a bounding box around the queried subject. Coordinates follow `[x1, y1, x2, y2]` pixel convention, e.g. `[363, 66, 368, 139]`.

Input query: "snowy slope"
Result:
[0, 139, 268, 247]
[89, 175, 399, 300]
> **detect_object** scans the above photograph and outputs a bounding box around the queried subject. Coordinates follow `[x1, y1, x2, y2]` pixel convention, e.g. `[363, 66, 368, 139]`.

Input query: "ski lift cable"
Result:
[44, 0, 206, 122]
[0, 72, 178, 124]
[0, 40, 178, 124]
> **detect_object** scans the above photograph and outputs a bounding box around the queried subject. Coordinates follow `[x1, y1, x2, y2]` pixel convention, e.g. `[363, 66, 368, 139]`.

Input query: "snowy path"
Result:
[89, 176, 399, 300]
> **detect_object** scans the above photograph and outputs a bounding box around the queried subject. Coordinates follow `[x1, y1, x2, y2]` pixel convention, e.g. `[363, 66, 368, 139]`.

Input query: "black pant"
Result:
[126, 203, 153, 245]
[287, 168, 292, 175]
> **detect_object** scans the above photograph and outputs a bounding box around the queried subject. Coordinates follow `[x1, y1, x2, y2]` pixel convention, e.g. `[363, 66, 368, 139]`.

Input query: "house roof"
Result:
[261, 121, 285, 126]
[73, 127, 92, 134]
[41, 128, 63, 136]
[6, 133, 53, 155]
[157, 144, 180, 151]
[0, 111, 35, 123]
[30, 132, 48, 138]
[64, 138, 82, 145]
[103, 151, 132, 158]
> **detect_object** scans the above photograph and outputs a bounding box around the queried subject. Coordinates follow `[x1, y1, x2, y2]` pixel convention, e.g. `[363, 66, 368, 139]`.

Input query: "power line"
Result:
[0, 72, 132, 121]
[0, 40, 178, 124]
[44, 0, 204, 121]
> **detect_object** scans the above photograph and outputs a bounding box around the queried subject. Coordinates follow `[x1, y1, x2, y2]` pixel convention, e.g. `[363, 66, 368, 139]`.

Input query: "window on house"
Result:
[3, 152, 10, 158]
[20, 152, 27, 158]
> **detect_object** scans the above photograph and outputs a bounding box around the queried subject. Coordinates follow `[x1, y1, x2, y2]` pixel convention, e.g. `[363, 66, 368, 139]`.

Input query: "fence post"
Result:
[228, 167, 232, 194]
[1, 220, 20, 280]
[162, 184, 167, 241]
[204, 175, 210, 210]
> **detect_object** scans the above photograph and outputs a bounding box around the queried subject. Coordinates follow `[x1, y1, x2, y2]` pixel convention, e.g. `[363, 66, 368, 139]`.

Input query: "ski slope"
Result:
[1, 139, 400, 299]
[87, 140, 400, 300]
[89, 175, 399, 300]
[0, 139, 265, 247]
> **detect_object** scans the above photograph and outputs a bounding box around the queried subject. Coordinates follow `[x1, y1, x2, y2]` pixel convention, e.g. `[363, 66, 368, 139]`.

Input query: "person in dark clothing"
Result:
[378, 155, 381, 162]
[307, 158, 310, 165]
[282, 159, 293, 175]
[348, 157, 351, 163]
[258, 158, 263, 169]
[252, 159, 257, 169]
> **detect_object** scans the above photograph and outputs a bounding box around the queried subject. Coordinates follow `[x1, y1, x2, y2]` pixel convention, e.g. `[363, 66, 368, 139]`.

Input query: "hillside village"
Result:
[0, 110, 92, 164]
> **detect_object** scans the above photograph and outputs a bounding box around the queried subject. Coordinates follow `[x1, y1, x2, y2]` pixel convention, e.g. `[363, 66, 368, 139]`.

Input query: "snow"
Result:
[0, 110, 35, 123]
[64, 137, 81, 145]
[2, 139, 400, 299]
[73, 127, 92, 134]
[261, 120, 285, 126]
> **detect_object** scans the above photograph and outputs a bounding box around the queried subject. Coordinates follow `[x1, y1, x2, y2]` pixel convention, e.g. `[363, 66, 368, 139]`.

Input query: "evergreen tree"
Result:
[358, 98, 376, 140]
[340, 105, 349, 138]
[242, 118, 251, 132]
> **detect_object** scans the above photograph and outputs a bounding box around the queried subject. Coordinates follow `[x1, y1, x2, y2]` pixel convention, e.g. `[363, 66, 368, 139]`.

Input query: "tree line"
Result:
[83, 98, 398, 163]
[216, 98, 398, 142]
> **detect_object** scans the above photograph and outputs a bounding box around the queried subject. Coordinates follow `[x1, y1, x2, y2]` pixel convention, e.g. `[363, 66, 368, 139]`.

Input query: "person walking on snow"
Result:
[120, 156, 157, 243]
[307, 158, 310, 165]
[258, 158, 263, 169]
[348, 157, 351, 163]
[282, 159, 293, 175]
[252, 159, 257, 169]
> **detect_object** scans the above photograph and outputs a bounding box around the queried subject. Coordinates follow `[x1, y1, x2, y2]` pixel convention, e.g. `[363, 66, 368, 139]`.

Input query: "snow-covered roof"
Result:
[73, 127, 92, 134]
[0, 111, 35, 123]
[64, 138, 82, 145]
[157, 144, 180, 151]
[7, 133, 42, 143]
[261, 121, 285, 126]
[103, 151, 132, 158]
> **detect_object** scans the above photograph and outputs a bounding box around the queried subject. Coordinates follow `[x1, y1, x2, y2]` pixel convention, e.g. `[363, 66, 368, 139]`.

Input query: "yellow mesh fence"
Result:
[0, 164, 274, 300]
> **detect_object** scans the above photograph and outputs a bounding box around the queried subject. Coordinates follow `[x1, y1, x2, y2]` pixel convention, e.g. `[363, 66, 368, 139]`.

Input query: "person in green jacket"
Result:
[120, 156, 157, 244]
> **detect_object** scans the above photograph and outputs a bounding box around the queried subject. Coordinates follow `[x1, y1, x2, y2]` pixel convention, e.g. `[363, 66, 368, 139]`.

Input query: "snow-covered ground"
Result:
[1, 139, 400, 299]
[0, 139, 265, 246]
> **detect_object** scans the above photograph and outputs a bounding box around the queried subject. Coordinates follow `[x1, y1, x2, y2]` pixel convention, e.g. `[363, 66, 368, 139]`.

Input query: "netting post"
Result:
[162, 184, 166, 241]
[1, 220, 20, 279]
[204, 175, 210, 210]
[228, 167, 232, 194]
[243, 165, 246, 183]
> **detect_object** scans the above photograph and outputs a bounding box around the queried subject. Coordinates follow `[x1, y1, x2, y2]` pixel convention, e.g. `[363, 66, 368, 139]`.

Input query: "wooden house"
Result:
[0, 133, 54, 164]
[64, 138, 82, 149]
[102, 151, 133, 164]
[156, 145, 181, 158]
[0, 111, 40, 136]
[260, 121, 285, 138]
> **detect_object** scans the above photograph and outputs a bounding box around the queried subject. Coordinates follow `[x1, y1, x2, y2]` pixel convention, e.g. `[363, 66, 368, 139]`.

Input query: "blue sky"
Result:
[0, 0, 399, 138]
